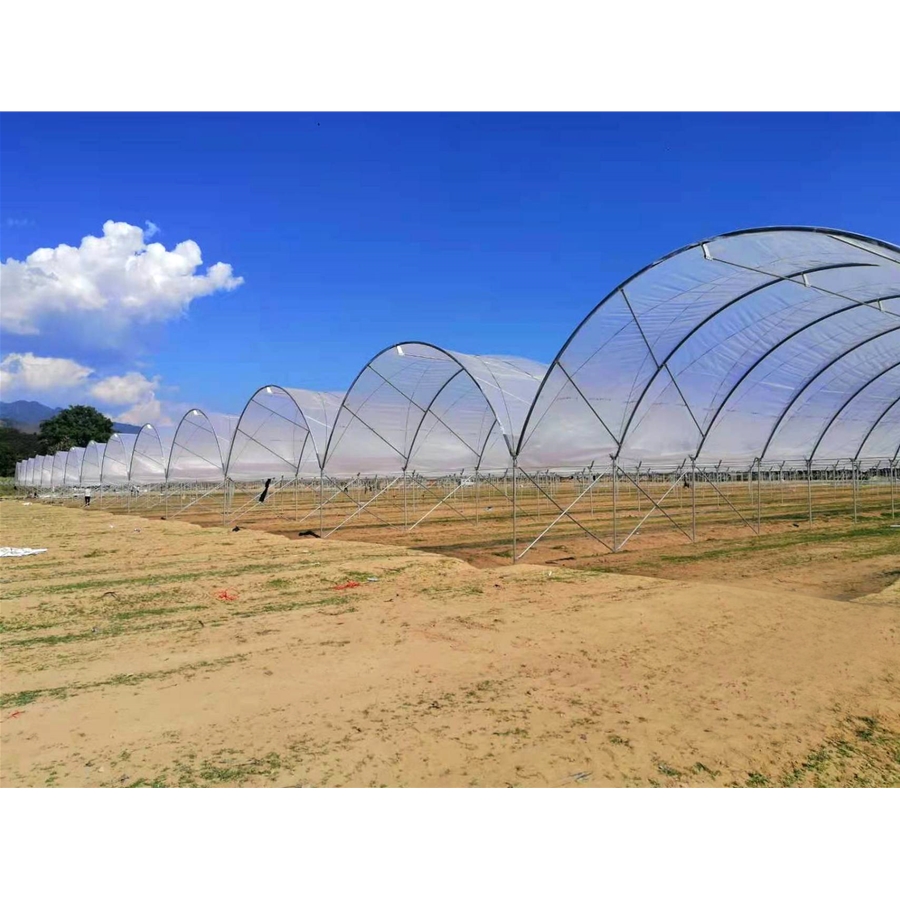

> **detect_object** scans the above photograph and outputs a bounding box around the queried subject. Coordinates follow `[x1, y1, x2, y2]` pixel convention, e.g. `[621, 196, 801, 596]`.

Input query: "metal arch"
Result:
[62, 447, 79, 486]
[613, 263, 874, 455]
[402, 368, 482, 470]
[165, 409, 229, 483]
[854, 394, 900, 460]
[695, 297, 900, 459]
[51, 451, 67, 488]
[320, 341, 521, 469]
[224, 384, 320, 478]
[807, 360, 900, 462]
[80, 441, 105, 485]
[515, 226, 900, 458]
[122, 423, 155, 482]
[100, 432, 138, 485]
[758, 325, 900, 460]
[131, 423, 167, 480]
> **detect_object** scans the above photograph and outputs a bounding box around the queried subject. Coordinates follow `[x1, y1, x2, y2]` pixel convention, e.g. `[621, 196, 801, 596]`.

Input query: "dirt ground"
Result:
[2, 499, 898, 787]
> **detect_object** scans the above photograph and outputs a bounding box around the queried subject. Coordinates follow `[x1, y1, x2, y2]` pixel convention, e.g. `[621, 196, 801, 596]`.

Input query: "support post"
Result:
[756, 457, 761, 534]
[475, 469, 480, 526]
[690, 457, 696, 542]
[806, 459, 813, 526]
[511, 458, 518, 562]
[403, 469, 408, 529]
[612, 456, 619, 552]
[852, 460, 859, 523]
[892, 458, 896, 519]
[319, 469, 324, 534]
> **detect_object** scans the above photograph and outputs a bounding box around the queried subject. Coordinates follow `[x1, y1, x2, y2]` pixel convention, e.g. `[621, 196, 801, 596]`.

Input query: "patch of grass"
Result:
[232, 594, 350, 618]
[656, 762, 682, 778]
[746, 771, 770, 787]
[199, 751, 283, 784]
[854, 716, 878, 742]
[690, 762, 720, 778]
[341, 570, 375, 583]
[265, 577, 292, 589]
[608, 733, 631, 747]
[778, 715, 900, 787]
[3, 612, 202, 649]
[1, 562, 311, 600]
[2, 689, 42, 708]
[0, 654, 246, 709]
[110, 604, 206, 621]
[128, 776, 168, 788]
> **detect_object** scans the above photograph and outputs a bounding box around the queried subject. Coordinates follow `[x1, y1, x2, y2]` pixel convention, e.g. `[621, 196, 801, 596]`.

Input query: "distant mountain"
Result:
[0, 400, 141, 435]
[0, 400, 63, 431]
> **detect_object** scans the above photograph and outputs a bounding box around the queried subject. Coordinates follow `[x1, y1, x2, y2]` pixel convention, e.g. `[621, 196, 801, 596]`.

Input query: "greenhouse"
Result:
[227, 386, 343, 481]
[40, 454, 54, 489]
[166, 410, 237, 483]
[64, 447, 85, 485]
[101, 433, 138, 486]
[130, 424, 172, 485]
[14, 227, 899, 556]
[80, 442, 106, 486]
[51, 450, 68, 488]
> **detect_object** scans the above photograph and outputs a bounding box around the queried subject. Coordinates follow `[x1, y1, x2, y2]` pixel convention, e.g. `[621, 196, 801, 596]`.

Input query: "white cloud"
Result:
[90, 371, 160, 406]
[1, 352, 176, 426]
[0, 220, 243, 345]
[0, 352, 92, 394]
[144, 220, 160, 239]
[114, 396, 166, 425]
[89, 371, 172, 425]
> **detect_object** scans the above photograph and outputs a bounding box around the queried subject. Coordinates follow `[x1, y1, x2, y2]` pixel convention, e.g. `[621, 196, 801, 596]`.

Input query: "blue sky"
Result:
[2, 112, 899, 422]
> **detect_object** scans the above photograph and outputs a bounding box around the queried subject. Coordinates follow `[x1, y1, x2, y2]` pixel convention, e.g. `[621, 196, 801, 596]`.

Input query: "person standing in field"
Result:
[84, 487, 92, 507]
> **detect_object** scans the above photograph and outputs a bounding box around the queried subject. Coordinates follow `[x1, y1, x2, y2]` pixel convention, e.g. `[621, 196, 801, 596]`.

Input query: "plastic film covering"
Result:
[131, 424, 173, 485]
[227, 387, 343, 481]
[51, 450, 68, 487]
[101, 433, 139, 485]
[24, 458, 34, 486]
[323, 343, 545, 476]
[39, 454, 54, 488]
[64, 447, 86, 485]
[81, 442, 106, 485]
[167, 410, 237, 483]
[520, 228, 900, 467]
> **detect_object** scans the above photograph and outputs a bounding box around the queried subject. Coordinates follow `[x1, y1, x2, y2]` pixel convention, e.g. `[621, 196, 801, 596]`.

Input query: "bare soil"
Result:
[2, 499, 898, 787]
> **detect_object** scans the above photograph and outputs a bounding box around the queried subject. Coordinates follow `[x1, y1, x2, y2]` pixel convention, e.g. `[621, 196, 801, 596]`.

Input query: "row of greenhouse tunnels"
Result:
[14, 228, 900, 559]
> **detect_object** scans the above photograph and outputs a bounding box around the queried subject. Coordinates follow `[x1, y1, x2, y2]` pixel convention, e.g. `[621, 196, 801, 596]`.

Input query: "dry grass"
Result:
[2, 499, 898, 787]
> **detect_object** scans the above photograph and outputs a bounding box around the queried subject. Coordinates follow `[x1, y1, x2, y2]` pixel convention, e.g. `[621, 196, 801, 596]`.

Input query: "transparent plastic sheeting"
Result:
[51, 450, 68, 487]
[65, 447, 85, 485]
[324, 345, 547, 476]
[167, 410, 238, 483]
[80, 442, 106, 485]
[520, 229, 900, 467]
[101, 433, 138, 485]
[131, 424, 173, 485]
[227, 387, 343, 481]
[13, 229, 900, 486]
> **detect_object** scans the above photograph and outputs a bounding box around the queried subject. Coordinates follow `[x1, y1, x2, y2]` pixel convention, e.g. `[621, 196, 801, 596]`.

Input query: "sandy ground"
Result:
[2, 500, 898, 787]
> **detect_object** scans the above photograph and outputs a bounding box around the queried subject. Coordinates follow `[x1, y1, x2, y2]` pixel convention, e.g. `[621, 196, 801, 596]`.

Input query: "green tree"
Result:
[38, 405, 114, 454]
[0, 426, 41, 477]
